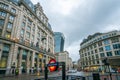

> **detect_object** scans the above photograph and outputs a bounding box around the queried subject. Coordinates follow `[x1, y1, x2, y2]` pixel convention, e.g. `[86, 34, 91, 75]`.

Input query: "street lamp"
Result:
[103, 58, 112, 80]
[72, 61, 76, 69]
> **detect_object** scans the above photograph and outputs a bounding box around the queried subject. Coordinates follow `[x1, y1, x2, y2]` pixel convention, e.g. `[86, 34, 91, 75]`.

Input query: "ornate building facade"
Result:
[0, 0, 55, 74]
[79, 30, 120, 71]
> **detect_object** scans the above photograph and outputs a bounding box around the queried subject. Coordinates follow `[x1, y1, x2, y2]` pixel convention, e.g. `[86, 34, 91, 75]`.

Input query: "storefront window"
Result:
[0, 44, 10, 68]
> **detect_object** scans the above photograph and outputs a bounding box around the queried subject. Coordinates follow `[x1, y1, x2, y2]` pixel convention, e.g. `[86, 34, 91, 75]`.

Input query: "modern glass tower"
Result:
[54, 32, 65, 53]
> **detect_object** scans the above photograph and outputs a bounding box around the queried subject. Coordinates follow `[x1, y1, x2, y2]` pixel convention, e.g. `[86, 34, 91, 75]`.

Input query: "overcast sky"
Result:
[31, 0, 120, 62]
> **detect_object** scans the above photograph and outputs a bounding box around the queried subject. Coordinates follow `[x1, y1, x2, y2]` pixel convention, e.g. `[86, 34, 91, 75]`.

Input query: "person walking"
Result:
[15, 68, 19, 76]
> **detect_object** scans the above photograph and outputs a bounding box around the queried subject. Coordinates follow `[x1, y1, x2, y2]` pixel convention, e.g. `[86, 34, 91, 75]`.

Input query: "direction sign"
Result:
[47, 62, 58, 67]
[48, 59, 58, 72]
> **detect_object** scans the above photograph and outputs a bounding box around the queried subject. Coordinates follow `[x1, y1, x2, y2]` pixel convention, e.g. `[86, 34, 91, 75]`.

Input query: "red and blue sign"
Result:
[47, 59, 58, 72]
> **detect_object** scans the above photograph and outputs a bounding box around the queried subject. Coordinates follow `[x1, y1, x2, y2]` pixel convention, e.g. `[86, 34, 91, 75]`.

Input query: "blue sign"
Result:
[47, 62, 58, 67]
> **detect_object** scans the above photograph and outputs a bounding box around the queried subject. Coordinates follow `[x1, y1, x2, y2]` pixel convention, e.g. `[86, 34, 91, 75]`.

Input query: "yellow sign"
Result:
[39, 54, 43, 58]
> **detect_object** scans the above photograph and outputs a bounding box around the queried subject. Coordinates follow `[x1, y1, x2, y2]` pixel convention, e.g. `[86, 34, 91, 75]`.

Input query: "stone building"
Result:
[0, 0, 55, 74]
[79, 30, 120, 71]
[55, 51, 71, 70]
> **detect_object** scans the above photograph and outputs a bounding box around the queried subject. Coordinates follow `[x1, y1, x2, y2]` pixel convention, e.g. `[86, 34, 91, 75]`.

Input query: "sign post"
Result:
[61, 62, 66, 80]
[44, 65, 48, 80]
[46, 59, 66, 80]
[48, 59, 58, 72]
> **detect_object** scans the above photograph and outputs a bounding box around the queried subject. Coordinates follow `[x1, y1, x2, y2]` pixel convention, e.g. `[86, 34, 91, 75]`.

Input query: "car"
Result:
[67, 69, 77, 73]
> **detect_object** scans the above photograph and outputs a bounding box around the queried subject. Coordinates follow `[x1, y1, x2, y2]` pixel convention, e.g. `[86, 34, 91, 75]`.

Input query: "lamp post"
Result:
[72, 61, 76, 69]
[103, 58, 112, 80]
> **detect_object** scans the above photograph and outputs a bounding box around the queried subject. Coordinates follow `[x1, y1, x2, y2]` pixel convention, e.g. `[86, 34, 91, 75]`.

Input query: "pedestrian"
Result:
[15, 68, 19, 76]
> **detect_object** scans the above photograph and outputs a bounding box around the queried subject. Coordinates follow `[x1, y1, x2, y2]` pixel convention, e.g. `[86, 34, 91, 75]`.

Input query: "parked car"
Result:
[67, 69, 77, 73]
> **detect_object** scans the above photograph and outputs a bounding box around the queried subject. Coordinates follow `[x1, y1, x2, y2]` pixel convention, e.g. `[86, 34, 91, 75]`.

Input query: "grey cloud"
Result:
[36, 0, 120, 61]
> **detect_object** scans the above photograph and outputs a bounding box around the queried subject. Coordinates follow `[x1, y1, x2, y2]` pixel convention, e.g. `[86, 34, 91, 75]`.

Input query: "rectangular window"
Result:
[99, 47, 104, 52]
[0, 11, 7, 17]
[0, 19, 4, 27]
[21, 22, 25, 28]
[5, 32, 11, 38]
[98, 42, 102, 46]
[111, 37, 119, 43]
[11, 8, 16, 13]
[100, 53, 105, 57]
[96, 54, 99, 59]
[88, 52, 90, 55]
[27, 26, 31, 31]
[106, 52, 112, 56]
[32, 35, 34, 40]
[104, 40, 110, 45]
[9, 15, 15, 21]
[20, 29, 24, 36]
[37, 33, 40, 37]
[91, 51, 94, 54]
[28, 19, 32, 25]
[32, 24, 35, 33]
[113, 44, 120, 49]
[26, 32, 30, 38]
[114, 50, 120, 55]
[7, 22, 13, 29]
[0, 3, 9, 9]
[105, 45, 111, 51]
[93, 44, 97, 48]
[3, 44, 10, 51]
[95, 49, 97, 53]
[90, 46, 93, 49]
[23, 16, 26, 21]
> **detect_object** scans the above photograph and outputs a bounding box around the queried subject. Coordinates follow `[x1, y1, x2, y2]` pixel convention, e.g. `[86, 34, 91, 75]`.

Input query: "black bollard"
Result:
[44, 66, 48, 80]
[62, 62, 66, 80]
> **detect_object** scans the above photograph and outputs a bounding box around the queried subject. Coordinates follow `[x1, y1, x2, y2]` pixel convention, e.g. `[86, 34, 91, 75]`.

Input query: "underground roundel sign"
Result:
[48, 59, 58, 72]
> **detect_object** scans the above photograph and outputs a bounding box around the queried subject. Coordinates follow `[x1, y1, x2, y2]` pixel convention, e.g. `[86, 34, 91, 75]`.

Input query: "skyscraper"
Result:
[54, 32, 65, 53]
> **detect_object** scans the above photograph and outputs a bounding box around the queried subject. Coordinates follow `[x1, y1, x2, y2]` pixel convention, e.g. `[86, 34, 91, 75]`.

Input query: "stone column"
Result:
[45, 55, 47, 65]
[18, 49, 23, 74]
[2, 13, 9, 37]
[41, 58, 44, 72]
[31, 52, 35, 68]
[37, 55, 39, 72]
[0, 43, 3, 60]
[6, 44, 14, 75]
[26, 51, 30, 74]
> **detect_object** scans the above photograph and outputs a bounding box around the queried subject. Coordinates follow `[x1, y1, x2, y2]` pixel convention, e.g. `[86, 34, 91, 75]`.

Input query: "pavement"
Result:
[0, 73, 44, 80]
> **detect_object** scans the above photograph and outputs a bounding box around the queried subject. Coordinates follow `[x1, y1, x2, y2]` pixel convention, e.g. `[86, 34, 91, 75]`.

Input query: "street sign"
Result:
[48, 59, 58, 72]
[47, 62, 58, 67]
